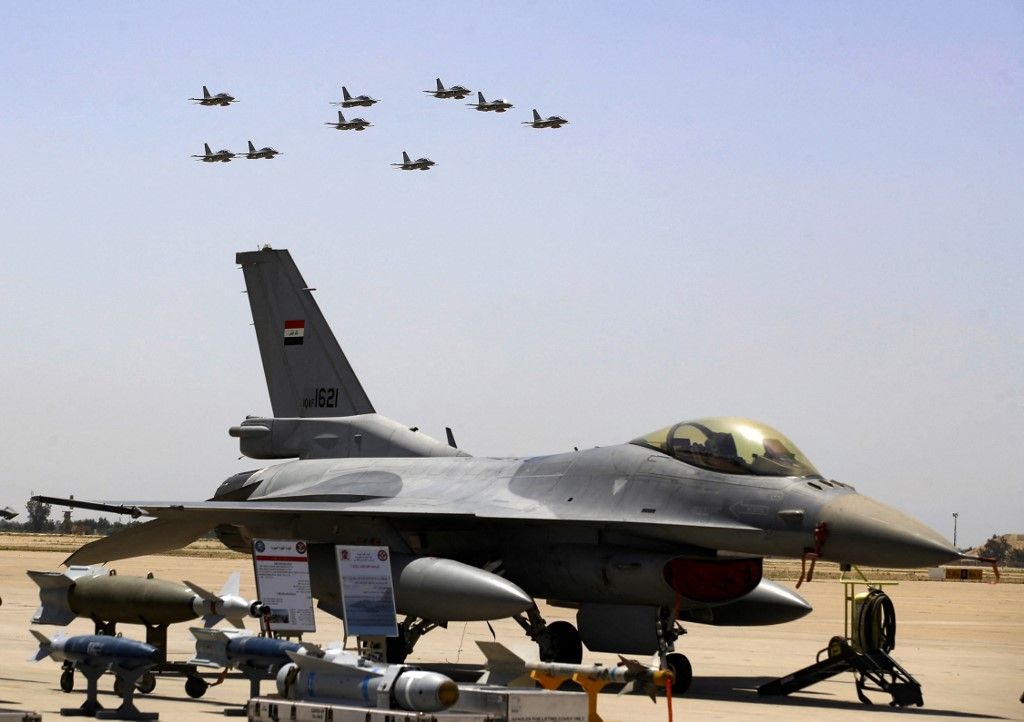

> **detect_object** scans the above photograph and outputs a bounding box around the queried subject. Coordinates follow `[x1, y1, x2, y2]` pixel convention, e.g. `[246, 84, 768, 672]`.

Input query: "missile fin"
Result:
[26, 570, 77, 626]
[286, 650, 383, 678]
[28, 629, 51, 662]
[475, 641, 531, 686]
[219, 572, 241, 598]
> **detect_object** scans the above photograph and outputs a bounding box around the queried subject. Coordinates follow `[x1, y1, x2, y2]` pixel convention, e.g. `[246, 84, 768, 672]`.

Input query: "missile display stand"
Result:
[758, 575, 923, 707]
[60, 663, 158, 721]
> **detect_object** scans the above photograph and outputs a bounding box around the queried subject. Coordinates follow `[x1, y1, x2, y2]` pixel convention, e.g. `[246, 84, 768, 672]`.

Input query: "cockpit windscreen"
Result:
[631, 416, 819, 477]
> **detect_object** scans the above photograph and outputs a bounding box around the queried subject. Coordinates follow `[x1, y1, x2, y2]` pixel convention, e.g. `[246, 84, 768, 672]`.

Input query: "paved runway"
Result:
[0, 549, 1020, 720]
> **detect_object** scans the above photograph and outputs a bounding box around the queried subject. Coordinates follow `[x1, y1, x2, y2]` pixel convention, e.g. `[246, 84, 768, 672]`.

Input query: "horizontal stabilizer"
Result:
[65, 517, 214, 566]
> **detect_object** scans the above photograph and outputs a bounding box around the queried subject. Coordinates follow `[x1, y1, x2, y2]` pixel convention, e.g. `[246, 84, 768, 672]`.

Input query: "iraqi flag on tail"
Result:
[283, 319, 305, 346]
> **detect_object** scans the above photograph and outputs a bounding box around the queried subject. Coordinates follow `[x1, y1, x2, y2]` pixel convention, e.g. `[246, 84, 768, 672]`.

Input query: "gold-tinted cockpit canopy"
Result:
[631, 416, 819, 478]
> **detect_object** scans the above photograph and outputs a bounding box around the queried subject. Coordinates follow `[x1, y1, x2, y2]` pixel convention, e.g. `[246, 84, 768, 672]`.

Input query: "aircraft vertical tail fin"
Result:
[477, 91, 486, 104]
[202, 85, 211, 99]
[338, 110, 345, 123]
[204, 143, 212, 155]
[236, 247, 375, 418]
[248, 140, 256, 153]
[402, 151, 411, 164]
[342, 86, 351, 101]
[532, 109, 541, 121]
[436, 78, 444, 91]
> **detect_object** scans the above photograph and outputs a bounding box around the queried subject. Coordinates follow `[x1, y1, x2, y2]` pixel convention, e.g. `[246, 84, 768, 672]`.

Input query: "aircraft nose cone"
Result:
[818, 494, 959, 568]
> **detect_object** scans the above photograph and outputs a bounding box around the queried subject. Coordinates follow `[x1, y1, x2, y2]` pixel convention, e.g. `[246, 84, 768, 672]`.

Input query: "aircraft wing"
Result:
[38, 489, 762, 566]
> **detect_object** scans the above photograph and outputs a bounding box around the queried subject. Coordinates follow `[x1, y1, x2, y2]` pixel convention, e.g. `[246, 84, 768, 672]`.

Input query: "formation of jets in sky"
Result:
[189, 79, 568, 170]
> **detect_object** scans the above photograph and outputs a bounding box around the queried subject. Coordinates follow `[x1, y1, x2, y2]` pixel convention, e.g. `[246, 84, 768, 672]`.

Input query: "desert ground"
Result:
[0, 535, 1021, 721]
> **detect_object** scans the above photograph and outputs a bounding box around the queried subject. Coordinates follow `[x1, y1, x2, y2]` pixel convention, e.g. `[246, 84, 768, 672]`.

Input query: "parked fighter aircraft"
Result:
[189, 86, 236, 106]
[325, 111, 371, 131]
[41, 247, 965, 694]
[524, 109, 569, 129]
[468, 92, 513, 112]
[241, 141, 281, 159]
[192, 143, 234, 163]
[392, 151, 435, 171]
[332, 86, 378, 108]
[424, 78, 472, 100]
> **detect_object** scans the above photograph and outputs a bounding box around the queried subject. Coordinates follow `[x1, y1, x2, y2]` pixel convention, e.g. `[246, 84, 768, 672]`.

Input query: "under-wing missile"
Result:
[28, 565, 268, 629]
[30, 630, 160, 717]
[276, 649, 459, 713]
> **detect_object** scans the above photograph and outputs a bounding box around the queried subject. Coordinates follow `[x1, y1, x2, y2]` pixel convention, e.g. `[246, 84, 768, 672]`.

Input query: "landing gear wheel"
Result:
[386, 629, 408, 664]
[184, 674, 208, 699]
[59, 669, 74, 693]
[137, 672, 156, 694]
[665, 653, 692, 695]
[541, 621, 583, 664]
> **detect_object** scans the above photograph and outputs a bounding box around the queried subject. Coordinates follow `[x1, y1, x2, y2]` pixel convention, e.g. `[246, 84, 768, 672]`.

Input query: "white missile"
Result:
[276, 649, 459, 713]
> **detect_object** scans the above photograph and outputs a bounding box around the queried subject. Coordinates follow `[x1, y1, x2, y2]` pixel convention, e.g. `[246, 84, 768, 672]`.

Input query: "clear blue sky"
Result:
[1, 2, 1021, 547]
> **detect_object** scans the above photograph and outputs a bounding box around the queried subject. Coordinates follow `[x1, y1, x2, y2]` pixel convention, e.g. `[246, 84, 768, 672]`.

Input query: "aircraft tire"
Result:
[185, 674, 208, 699]
[542, 621, 583, 664]
[137, 672, 156, 694]
[59, 669, 74, 693]
[666, 653, 692, 695]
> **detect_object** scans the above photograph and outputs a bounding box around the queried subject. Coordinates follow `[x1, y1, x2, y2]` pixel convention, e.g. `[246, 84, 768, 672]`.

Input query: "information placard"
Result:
[336, 545, 398, 637]
[252, 539, 316, 633]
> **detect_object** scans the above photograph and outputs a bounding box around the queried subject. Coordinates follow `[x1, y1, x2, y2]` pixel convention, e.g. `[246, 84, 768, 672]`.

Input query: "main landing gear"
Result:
[514, 605, 584, 664]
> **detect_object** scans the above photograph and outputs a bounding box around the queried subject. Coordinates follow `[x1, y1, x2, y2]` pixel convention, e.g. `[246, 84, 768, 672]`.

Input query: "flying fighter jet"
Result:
[0, 506, 17, 521]
[392, 151, 435, 171]
[41, 247, 967, 694]
[467, 92, 513, 112]
[332, 86, 378, 108]
[192, 143, 234, 163]
[325, 111, 371, 131]
[241, 141, 281, 159]
[189, 86, 236, 106]
[423, 78, 472, 100]
[523, 109, 569, 129]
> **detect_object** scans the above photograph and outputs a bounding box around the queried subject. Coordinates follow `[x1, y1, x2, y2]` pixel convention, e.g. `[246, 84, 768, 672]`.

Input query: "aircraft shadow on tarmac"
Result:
[681, 675, 1006, 719]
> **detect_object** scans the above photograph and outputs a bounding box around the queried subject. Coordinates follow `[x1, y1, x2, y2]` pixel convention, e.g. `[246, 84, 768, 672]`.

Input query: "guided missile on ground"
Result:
[276, 649, 459, 713]
[28, 565, 268, 629]
[30, 630, 160, 718]
[477, 640, 672, 691]
[190, 627, 319, 698]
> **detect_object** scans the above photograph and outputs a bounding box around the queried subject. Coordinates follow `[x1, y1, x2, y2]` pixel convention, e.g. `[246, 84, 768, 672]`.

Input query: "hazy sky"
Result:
[2, 2, 1021, 547]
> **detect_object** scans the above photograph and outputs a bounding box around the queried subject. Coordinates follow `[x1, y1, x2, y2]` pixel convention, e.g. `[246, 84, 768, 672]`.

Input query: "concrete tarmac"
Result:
[0, 549, 1021, 721]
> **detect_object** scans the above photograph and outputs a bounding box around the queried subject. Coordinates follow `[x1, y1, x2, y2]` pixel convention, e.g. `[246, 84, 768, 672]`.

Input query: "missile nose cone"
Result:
[818, 494, 959, 568]
[437, 680, 459, 707]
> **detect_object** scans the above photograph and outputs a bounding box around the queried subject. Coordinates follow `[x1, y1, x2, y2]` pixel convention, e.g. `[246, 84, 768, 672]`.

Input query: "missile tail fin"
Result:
[29, 629, 51, 662]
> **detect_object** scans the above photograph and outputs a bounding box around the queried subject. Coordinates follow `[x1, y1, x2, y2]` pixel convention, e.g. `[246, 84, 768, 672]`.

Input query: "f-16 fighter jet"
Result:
[241, 141, 281, 159]
[332, 86, 378, 108]
[391, 151, 435, 171]
[325, 110, 371, 131]
[468, 91, 513, 112]
[189, 85, 236, 106]
[44, 247, 969, 696]
[524, 109, 569, 129]
[423, 78, 472, 100]
[192, 143, 234, 162]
